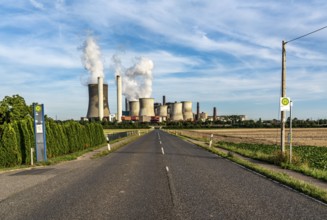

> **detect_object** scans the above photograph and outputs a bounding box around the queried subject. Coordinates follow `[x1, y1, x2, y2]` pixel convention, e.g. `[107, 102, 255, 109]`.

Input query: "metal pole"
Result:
[289, 101, 293, 163]
[281, 41, 287, 153]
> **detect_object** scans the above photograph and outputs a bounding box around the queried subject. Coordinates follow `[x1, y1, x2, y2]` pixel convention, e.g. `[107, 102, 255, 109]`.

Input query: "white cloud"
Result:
[29, 0, 44, 10]
[1, 0, 327, 119]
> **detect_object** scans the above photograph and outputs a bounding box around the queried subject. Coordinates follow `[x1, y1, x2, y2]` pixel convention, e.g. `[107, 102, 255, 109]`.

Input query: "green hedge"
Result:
[0, 119, 106, 168]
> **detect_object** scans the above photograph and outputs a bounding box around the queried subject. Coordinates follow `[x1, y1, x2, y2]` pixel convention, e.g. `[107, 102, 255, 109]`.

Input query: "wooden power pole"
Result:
[281, 40, 286, 153]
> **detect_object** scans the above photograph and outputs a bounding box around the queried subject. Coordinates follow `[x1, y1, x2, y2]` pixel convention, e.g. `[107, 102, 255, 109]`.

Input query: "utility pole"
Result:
[281, 41, 286, 153]
[279, 25, 327, 153]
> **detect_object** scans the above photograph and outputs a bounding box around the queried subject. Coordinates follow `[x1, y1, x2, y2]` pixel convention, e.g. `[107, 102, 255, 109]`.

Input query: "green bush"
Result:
[0, 123, 22, 167]
[0, 119, 106, 168]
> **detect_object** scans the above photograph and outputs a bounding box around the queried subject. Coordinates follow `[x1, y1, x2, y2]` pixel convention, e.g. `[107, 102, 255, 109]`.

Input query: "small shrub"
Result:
[227, 151, 234, 158]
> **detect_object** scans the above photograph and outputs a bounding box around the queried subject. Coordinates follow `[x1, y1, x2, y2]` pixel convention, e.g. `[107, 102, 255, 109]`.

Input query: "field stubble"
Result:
[190, 128, 327, 147]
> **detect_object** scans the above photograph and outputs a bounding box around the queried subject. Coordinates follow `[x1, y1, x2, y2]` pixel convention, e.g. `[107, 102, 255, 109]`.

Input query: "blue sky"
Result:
[1, 0, 327, 120]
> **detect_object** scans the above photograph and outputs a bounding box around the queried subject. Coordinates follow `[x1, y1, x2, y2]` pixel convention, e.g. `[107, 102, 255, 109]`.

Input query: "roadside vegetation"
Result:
[0, 95, 106, 169]
[217, 141, 327, 181]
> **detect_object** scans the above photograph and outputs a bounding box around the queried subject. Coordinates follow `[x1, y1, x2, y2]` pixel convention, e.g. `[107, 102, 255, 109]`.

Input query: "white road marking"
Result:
[166, 166, 169, 172]
[161, 147, 165, 155]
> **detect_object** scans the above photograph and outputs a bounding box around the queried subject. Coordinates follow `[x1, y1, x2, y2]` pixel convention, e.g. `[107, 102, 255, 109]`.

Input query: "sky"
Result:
[1, 0, 327, 120]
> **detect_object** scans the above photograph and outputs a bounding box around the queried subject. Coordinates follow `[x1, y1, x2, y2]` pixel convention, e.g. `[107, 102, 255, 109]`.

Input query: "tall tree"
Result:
[0, 95, 31, 124]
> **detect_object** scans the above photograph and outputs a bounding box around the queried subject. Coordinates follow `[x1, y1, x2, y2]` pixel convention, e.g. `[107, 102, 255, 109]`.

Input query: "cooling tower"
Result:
[129, 101, 140, 116]
[116, 75, 122, 122]
[86, 84, 110, 119]
[139, 98, 155, 116]
[171, 102, 183, 121]
[182, 101, 193, 121]
[159, 105, 168, 117]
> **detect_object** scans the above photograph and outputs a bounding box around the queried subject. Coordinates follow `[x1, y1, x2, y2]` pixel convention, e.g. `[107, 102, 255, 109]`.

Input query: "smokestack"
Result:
[196, 102, 200, 121]
[116, 75, 122, 122]
[98, 77, 104, 120]
[163, 95, 166, 105]
[86, 84, 110, 119]
[213, 107, 217, 121]
[125, 98, 129, 111]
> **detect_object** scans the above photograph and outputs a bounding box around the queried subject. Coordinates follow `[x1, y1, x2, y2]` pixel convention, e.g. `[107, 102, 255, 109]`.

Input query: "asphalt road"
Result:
[1, 130, 327, 219]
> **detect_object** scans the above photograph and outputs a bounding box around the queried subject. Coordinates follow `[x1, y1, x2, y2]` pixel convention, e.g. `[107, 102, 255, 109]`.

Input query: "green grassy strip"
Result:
[217, 142, 327, 182]
[38, 143, 107, 165]
[91, 134, 143, 159]
[177, 134, 327, 204]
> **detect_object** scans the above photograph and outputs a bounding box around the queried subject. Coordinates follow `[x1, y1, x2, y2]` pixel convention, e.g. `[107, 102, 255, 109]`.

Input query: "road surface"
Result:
[1, 130, 327, 219]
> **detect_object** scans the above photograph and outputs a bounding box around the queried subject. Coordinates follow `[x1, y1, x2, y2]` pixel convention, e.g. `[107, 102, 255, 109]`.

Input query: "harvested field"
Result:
[181, 128, 327, 147]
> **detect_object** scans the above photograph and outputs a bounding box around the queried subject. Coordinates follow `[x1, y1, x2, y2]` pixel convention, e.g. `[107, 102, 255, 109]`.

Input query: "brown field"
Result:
[182, 128, 327, 147]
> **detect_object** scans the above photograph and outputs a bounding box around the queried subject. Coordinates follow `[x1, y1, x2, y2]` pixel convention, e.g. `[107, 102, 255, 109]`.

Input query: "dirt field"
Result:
[182, 128, 327, 147]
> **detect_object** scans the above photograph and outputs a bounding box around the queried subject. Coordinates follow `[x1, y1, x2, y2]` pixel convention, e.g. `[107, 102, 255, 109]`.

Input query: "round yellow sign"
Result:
[281, 98, 289, 106]
[35, 105, 42, 112]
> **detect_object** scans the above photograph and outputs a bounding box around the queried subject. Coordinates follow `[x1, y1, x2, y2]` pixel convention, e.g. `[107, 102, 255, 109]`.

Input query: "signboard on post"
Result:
[280, 97, 291, 112]
[33, 104, 47, 162]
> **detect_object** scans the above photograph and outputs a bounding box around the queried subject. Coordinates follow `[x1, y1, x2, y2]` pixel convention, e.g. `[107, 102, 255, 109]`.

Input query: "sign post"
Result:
[289, 101, 293, 163]
[33, 104, 47, 162]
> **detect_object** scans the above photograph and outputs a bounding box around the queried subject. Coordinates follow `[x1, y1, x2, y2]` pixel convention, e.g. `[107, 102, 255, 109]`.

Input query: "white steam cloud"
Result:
[113, 56, 154, 101]
[81, 36, 104, 84]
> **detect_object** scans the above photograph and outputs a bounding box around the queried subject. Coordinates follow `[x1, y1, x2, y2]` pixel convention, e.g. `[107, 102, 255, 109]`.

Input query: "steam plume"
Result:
[112, 56, 154, 101]
[81, 36, 104, 84]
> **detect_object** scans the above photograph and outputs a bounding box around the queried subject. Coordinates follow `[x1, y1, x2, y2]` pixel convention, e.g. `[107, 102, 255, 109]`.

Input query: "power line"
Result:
[286, 25, 327, 44]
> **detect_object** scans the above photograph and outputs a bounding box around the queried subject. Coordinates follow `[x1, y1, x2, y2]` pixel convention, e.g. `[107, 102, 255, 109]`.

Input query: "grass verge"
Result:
[92, 134, 145, 159]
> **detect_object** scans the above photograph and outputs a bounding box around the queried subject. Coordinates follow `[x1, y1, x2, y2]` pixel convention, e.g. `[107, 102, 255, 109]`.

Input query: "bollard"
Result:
[209, 134, 213, 148]
[31, 148, 34, 166]
[107, 143, 111, 151]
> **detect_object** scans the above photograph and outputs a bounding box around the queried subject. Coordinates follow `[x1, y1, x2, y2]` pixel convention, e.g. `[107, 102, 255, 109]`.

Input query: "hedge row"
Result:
[0, 119, 106, 167]
[46, 120, 106, 158]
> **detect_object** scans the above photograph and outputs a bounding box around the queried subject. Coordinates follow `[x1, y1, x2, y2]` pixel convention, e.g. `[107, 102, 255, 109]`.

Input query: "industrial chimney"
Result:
[86, 84, 110, 119]
[98, 77, 104, 120]
[116, 75, 122, 122]
[213, 107, 217, 121]
[171, 102, 183, 121]
[182, 101, 193, 121]
[125, 98, 129, 112]
[196, 102, 200, 121]
[163, 95, 166, 105]
[129, 100, 140, 116]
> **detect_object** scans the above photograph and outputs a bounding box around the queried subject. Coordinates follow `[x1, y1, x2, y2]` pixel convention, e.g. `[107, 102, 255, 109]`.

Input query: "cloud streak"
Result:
[1, 0, 327, 120]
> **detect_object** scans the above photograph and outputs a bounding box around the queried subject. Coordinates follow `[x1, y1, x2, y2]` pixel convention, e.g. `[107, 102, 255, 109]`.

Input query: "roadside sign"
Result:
[34, 104, 47, 162]
[280, 97, 291, 111]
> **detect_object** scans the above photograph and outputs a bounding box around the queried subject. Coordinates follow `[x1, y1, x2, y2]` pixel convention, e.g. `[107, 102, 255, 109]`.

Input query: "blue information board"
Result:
[33, 104, 47, 161]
